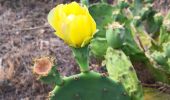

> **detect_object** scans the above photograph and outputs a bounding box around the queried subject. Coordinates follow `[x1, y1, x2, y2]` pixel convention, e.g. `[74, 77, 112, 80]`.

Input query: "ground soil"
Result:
[0, 0, 170, 100]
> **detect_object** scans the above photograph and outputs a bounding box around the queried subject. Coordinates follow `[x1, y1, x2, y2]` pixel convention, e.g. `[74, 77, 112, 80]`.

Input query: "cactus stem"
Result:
[71, 46, 90, 73]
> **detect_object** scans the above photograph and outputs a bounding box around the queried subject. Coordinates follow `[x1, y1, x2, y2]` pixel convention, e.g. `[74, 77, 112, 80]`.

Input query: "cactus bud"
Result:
[106, 22, 125, 49]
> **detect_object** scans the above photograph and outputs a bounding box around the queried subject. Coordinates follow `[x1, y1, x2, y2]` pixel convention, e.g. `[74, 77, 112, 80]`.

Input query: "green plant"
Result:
[49, 71, 130, 100]
[33, 1, 144, 100]
[105, 47, 143, 100]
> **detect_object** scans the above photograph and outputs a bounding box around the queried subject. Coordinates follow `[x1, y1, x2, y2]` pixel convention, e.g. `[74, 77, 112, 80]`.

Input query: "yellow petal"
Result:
[82, 6, 96, 35]
[63, 2, 87, 16]
[69, 15, 93, 47]
[48, 4, 66, 39]
[89, 14, 96, 35]
[59, 14, 76, 45]
[47, 2, 96, 48]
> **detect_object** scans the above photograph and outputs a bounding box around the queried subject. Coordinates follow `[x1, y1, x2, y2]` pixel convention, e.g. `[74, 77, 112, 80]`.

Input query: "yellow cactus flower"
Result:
[48, 2, 96, 48]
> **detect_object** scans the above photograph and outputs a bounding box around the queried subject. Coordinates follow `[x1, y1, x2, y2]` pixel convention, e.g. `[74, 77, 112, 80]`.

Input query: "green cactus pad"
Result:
[145, 52, 170, 84]
[121, 27, 146, 61]
[105, 47, 143, 100]
[151, 51, 168, 66]
[50, 71, 130, 100]
[106, 25, 125, 49]
[89, 3, 114, 37]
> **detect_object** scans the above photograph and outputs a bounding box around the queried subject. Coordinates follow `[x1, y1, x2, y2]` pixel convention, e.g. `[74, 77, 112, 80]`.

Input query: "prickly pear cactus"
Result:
[106, 22, 125, 49]
[89, 3, 114, 37]
[88, 3, 114, 58]
[50, 72, 130, 100]
[105, 47, 143, 100]
[32, 1, 155, 100]
[33, 56, 131, 100]
[141, 13, 170, 84]
[145, 11, 170, 85]
[148, 42, 170, 74]
[88, 1, 149, 60]
[144, 41, 170, 84]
